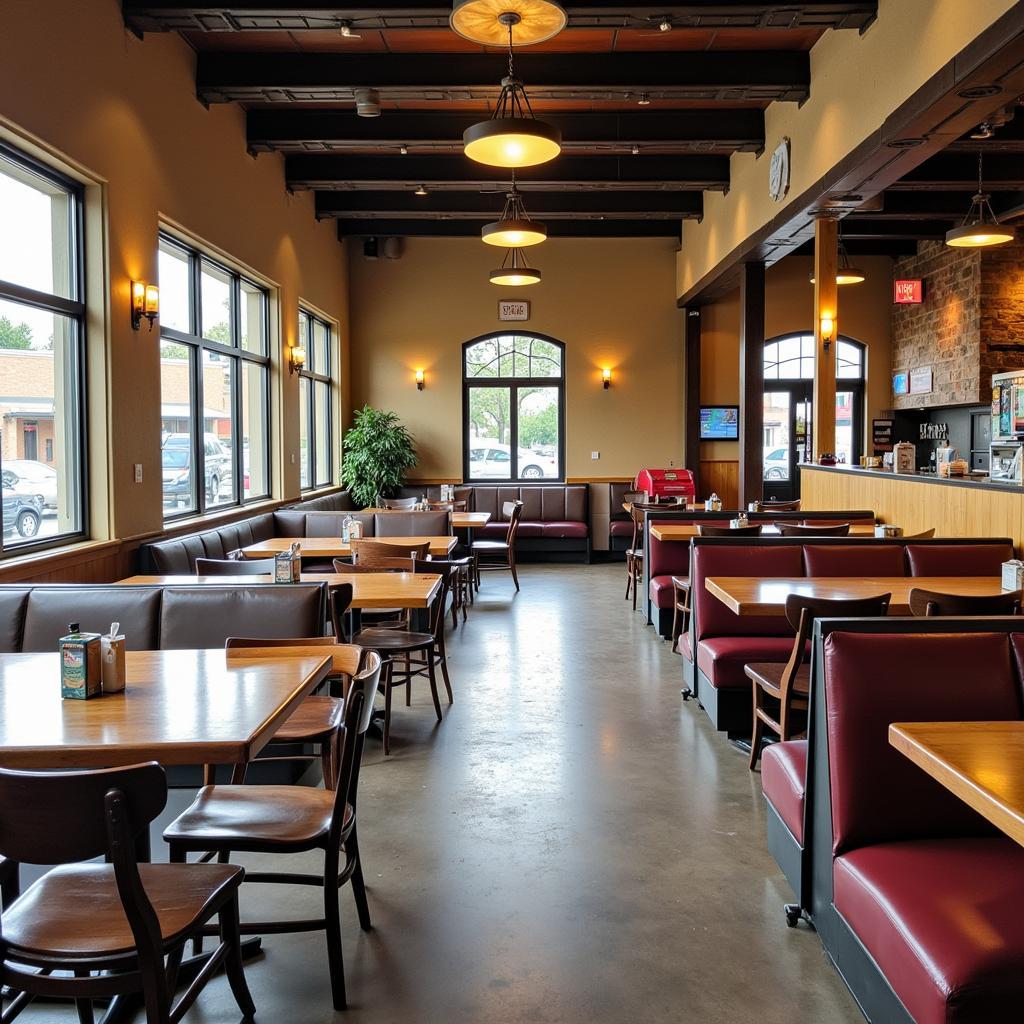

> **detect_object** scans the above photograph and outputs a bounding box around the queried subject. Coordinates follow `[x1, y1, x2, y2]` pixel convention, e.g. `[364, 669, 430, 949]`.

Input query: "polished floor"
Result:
[22, 563, 862, 1023]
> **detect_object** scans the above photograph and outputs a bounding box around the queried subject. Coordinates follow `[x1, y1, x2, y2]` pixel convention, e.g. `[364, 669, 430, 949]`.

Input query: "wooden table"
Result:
[0, 649, 331, 769]
[705, 576, 1007, 616]
[890, 722, 1024, 847]
[240, 536, 458, 559]
[118, 572, 442, 609]
[649, 522, 876, 541]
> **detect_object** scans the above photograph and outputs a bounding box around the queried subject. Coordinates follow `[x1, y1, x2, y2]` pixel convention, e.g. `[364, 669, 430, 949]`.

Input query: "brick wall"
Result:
[892, 240, 1024, 409]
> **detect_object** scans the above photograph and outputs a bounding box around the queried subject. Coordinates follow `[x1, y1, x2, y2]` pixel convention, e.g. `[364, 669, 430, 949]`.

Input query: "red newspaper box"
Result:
[634, 468, 695, 502]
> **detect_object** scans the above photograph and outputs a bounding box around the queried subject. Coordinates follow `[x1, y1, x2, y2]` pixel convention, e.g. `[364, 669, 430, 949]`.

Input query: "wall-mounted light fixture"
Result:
[602, 368, 612, 390]
[131, 281, 159, 331]
[415, 369, 425, 391]
[820, 315, 835, 351]
[289, 344, 306, 375]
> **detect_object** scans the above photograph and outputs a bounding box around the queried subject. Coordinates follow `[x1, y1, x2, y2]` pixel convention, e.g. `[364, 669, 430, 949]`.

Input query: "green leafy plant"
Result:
[341, 405, 418, 507]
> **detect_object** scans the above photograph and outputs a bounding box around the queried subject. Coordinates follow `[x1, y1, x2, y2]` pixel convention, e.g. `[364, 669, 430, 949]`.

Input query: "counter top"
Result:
[800, 462, 1024, 495]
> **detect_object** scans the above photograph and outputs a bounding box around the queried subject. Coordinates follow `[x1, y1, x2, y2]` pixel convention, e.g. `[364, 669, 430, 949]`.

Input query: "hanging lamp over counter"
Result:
[482, 184, 547, 247]
[945, 151, 1016, 248]
[809, 234, 866, 286]
[490, 246, 541, 286]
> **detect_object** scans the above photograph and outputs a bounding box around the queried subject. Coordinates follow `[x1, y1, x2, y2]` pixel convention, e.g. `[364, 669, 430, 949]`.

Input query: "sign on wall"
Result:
[872, 419, 894, 451]
[919, 422, 949, 440]
[893, 372, 909, 395]
[894, 279, 924, 304]
[498, 300, 530, 322]
[909, 366, 933, 395]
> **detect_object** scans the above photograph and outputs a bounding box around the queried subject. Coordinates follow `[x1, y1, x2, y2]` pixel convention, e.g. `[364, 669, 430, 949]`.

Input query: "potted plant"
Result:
[341, 405, 418, 507]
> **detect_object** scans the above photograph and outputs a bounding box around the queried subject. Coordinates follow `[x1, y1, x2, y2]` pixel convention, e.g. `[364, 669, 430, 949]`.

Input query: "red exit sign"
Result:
[894, 279, 924, 304]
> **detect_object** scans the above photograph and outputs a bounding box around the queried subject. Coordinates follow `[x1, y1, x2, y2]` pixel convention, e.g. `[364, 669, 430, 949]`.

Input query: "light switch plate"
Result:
[591, 451, 600, 460]
[133, 463, 143, 483]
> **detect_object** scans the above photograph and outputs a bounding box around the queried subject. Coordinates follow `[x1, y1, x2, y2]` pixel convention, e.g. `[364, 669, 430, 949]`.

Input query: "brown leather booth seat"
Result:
[471, 485, 589, 559]
[0, 583, 326, 652]
[608, 482, 635, 552]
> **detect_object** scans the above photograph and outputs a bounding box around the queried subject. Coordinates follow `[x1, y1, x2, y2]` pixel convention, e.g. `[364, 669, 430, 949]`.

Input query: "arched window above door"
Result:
[763, 333, 865, 381]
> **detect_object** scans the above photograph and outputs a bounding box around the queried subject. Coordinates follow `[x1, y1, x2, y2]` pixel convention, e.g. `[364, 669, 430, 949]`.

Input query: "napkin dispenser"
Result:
[275, 542, 302, 583]
[1002, 559, 1024, 592]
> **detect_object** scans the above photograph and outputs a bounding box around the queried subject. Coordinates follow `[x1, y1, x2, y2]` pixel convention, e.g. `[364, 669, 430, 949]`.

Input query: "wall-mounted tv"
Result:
[699, 406, 739, 441]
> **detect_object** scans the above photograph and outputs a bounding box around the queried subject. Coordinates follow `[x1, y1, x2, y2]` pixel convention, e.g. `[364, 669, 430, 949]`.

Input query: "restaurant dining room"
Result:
[5, 1, 1024, 1022]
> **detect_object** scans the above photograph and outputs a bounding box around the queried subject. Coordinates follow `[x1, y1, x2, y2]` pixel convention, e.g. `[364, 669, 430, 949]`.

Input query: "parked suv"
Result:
[2, 487, 42, 539]
[161, 433, 232, 504]
[2, 460, 58, 511]
[468, 441, 558, 479]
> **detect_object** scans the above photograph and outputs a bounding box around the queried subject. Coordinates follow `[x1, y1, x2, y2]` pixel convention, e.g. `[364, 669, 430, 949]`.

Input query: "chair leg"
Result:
[426, 651, 443, 722]
[670, 602, 681, 654]
[509, 552, 520, 591]
[321, 737, 336, 790]
[73, 971, 94, 1024]
[749, 688, 765, 771]
[624, 554, 633, 599]
[405, 652, 412, 707]
[219, 896, 256, 1023]
[383, 666, 393, 757]
[631, 563, 640, 612]
[347, 824, 372, 932]
[323, 850, 348, 1011]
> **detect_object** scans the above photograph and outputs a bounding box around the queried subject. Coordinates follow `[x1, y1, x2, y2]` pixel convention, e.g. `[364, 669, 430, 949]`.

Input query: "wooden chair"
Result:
[0, 762, 255, 1024]
[761, 499, 801, 511]
[426, 555, 474, 628]
[196, 556, 275, 575]
[471, 500, 523, 591]
[164, 653, 383, 1012]
[746, 592, 891, 769]
[908, 587, 1022, 617]
[350, 565, 452, 755]
[624, 503, 647, 611]
[426, 499, 467, 512]
[670, 576, 690, 654]
[0, 854, 19, 909]
[775, 521, 850, 537]
[698, 524, 763, 537]
[350, 538, 429, 564]
[380, 496, 417, 510]
[225, 595, 360, 790]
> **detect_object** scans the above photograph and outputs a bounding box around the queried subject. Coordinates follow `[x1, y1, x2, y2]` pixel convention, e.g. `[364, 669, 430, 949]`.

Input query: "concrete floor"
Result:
[22, 563, 864, 1024]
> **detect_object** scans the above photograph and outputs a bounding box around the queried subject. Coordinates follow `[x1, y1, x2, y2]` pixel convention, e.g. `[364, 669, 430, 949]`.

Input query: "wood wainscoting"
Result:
[699, 461, 739, 508]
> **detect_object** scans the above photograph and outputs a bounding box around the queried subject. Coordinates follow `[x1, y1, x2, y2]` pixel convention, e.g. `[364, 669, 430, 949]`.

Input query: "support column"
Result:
[739, 262, 765, 507]
[813, 217, 838, 461]
[684, 307, 701, 498]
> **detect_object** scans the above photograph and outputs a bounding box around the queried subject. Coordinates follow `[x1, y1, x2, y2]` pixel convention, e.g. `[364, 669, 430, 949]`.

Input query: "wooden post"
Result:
[813, 217, 838, 461]
[684, 307, 701, 497]
[739, 262, 765, 507]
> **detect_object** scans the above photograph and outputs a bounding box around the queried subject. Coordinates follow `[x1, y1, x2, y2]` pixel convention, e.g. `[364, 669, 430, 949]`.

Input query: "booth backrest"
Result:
[0, 591, 29, 651]
[374, 511, 451, 537]
[21, 587, 163, 652]
[148, 513, 276, 572]
[905, 542, 1013, 577]
[471, 485, 587, 524]
[692, 544, 805, 640]
[823, 630, 1021, 855]
[303, 512, 375, 538]
[289, 491, 356, 513]
[608, 482, 634, 521]
[803, 544, 906, 577]
[648, 518, 729, 579]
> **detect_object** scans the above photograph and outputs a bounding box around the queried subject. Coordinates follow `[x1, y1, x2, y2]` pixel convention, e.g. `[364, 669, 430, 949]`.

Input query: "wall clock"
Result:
[769, 138, 791, 202]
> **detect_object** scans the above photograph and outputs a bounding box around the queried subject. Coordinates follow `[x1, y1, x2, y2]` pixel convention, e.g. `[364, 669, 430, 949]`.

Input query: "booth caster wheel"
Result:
[784, 904, 803, 928]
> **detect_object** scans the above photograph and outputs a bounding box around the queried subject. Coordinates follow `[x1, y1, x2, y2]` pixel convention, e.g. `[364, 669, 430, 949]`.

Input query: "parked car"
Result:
[468, 441, 559, 479]
[161, 448, 192, 508]
[161, 432, 232, 502]
[763, 447, 789, 480]
[3, 459, 58, 511]
[2, 487, 42, 539]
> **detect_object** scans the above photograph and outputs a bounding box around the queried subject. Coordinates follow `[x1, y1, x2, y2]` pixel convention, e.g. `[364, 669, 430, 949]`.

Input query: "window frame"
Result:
[461, 331, 566, 484]
[158, 232, 271, 521]
[297, 307, 335, 492]
[0, 140, 88, 556]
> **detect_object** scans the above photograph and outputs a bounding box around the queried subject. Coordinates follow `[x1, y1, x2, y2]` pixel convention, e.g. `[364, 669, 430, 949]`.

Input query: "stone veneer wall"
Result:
[892, 240, 1024, 409]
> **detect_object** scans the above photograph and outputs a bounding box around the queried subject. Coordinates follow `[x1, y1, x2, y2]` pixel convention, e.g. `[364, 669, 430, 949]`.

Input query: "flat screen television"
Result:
[699, 406, 739, 441]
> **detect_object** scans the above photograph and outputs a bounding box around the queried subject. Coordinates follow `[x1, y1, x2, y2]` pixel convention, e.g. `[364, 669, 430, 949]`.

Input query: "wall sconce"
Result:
[289, 344, 306, 375]
[131, 281, 159, 331]
[820, 315, 834, 351]
[602, 368, 612, 390]
[415, 369, 425, 391]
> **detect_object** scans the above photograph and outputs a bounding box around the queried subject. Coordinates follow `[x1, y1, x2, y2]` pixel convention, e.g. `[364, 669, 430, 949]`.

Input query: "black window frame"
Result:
[297, 307, 335, 491]
[158, 232, 271, 520]
[0, 140, 88, 556]
[462, 331, 566, 483]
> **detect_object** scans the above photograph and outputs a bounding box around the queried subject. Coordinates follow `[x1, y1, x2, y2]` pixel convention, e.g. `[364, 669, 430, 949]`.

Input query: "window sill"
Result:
[0, 538, 120, 579]
[160, 498, 281, 535]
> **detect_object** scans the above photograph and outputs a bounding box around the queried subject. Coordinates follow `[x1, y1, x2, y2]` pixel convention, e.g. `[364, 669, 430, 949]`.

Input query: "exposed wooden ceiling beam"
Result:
[196, 51, 810, 104]
[314, 188, 702, 217]
[336, 218, 683, 238]
[286, 153, 730, 190]
[886, 152, 1024, 191]
[125, 2, 877, 34]
[247, 108, 765, 155]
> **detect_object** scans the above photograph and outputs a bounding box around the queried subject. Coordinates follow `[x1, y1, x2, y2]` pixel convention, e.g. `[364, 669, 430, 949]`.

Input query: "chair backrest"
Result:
[908, 587, 1022, 617]
[196, 556, 275, 576]
[412, 559, 454, 640]
[776, 522, 850, 537]
[225, 630, 361, 681]
[330, 651, 383, 834]
[503, 500, 524, 545]
[381, 497, 417, 510]
[351, 538, 429, 565]
[333, 557, 414, 572]
[762, 498, 801, 511]
[426, 500, 466, 512]
[698, 524, 762, 537]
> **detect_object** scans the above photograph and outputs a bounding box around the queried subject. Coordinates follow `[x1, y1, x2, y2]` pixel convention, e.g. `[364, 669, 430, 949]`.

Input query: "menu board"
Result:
[872, 419, 894, 452]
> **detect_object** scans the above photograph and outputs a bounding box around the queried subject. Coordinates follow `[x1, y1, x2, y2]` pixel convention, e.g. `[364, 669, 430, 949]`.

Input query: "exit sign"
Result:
[498, 300, 530, 321]
[894, 279, 924, 304]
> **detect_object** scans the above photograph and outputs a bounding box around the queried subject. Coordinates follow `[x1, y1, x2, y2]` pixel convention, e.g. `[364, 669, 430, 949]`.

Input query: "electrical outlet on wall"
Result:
[133, 463, 143, 483]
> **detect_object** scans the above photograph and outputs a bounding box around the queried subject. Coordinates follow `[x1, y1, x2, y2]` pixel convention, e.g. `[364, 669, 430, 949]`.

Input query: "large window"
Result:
[158, 234, 270, 517]
[0, 143, 86, 552]
[297, 308, 334, 490]
[463, 333, 564, 481]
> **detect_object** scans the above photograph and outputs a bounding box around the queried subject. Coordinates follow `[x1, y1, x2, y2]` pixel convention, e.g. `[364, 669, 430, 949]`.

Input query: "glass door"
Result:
[763, 390, 794, 498]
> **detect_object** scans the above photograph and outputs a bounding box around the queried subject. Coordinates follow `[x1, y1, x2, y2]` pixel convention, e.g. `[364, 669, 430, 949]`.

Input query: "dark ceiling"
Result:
[120, 2, 1021, 253]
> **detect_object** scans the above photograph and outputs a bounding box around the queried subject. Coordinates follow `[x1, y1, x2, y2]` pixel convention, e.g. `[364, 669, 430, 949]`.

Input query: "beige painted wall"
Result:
[0, 0, 350, 541]
[676, 0, 1017, 298]
[349, 236, 682, 481]
[699, 255, 894, 461]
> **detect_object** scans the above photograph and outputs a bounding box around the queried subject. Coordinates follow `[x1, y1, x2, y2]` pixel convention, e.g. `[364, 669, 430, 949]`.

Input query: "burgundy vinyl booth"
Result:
[905, 542, 1013, 577]
[802, 544, 906, 578]
[689, 543, 804, 731]
[647, 520, 727, 637]
[808, 627, 1024, 1024]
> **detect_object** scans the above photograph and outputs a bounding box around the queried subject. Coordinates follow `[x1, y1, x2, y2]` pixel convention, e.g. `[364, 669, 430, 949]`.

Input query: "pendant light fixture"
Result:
[809, 228, 866, 286]
[482, 179, 547, 247]
[463, 12, 562, 168]
[450, 0, 567, 46]
[945, 151, 1016, 248]
[490, 246, 541, 286]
